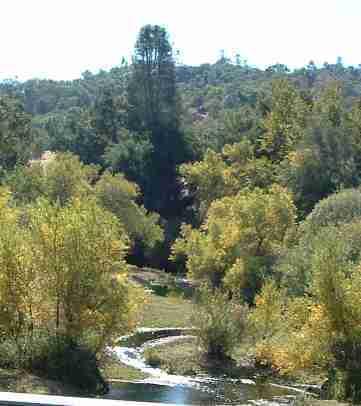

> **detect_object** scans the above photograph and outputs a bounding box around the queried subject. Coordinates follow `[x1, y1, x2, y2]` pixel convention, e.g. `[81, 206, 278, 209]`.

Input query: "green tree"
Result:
[45, 108, 101, 166]
[103, 128, 153, 187]
[0, 95, 34, 171]
[127, 25, 188, 217]
[261, 79, 309, 162]
[128, 25, 178, 133]
[278, 190, 361, 296]
[7, 152, 163, 264]
[193, 285, 246, 360]
[94, 171, 164, 261]
[42, 153, 98, 206]
[279, 84, 360, 215]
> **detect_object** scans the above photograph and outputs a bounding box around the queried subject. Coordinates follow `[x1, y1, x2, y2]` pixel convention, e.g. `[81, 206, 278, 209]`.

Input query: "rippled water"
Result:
[105, 328, 300, 405]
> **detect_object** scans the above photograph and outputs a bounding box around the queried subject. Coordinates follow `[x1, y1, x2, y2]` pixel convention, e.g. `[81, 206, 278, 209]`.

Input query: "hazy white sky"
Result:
[2, 0, 361, 80]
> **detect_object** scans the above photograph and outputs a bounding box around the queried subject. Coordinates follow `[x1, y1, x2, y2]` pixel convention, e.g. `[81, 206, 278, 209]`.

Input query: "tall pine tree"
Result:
[127, 25, 188, 218]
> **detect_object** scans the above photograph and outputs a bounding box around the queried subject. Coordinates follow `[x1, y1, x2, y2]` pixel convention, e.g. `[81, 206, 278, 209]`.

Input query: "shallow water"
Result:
[106, 380, 296, 405]
[105, 328, 299, 405]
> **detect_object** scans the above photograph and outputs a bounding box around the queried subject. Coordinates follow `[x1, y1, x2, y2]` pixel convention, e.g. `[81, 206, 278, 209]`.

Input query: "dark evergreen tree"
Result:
[0, 95, 33, 171]
[127, 25, 189, 218]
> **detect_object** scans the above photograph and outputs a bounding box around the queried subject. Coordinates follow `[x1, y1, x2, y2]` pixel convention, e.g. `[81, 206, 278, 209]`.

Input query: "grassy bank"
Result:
[131, 267, 194, 328]
[143, 337, 257, 378]
[138, 293, 194, 328]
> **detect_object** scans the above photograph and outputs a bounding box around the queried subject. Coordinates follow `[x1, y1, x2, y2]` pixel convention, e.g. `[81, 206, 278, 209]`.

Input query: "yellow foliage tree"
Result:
[250, 282, 333, 374]
[7, 152, 164, 258]
[0, 190, 144, 355]
[94, 171, 163, 255]
[172, 185, 296, 299]
[180, 142, 276, 220]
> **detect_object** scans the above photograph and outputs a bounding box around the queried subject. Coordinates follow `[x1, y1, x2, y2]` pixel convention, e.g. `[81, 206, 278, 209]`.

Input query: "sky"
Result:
[2, 0, 361, 81]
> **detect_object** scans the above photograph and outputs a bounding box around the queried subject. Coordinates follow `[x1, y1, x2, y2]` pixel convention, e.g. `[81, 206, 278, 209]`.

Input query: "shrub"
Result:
[311, 238, 361, 402]
[256, 229, 361, 400]
[143, 348, 161, 368]
[279, 220, 361, 296]
[30, 335, 108, 395]
[248, 280, 285, 342]
[0, 339, 24, 369]
[326, 339, 361, 402]
[249, 278, 334, 375]
[252, 300, 332, 374]
[278, 189, 361, 296]
[192, 285, 247, 360]
[301, 188, 361, 235]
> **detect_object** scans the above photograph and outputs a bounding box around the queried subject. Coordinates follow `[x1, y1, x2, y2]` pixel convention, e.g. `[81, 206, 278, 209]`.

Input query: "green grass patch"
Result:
[144, 338, 202, 376]
[130, 267, 195, 328]
[138, 293, 194, 328]
[143, 337, 254, 377]
[146, 339, 252, 378]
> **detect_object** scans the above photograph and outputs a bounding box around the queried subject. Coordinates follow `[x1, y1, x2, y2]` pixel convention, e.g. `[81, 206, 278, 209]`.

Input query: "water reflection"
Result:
[106, 380, 296, 405]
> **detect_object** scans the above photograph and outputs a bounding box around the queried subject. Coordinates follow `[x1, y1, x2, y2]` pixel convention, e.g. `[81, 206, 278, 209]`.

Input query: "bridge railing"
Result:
[0, 391, 184, 406]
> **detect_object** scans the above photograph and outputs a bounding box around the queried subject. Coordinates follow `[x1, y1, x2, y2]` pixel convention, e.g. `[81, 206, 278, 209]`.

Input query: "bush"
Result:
[193, 286, 247, 360]
[30, 335, 108, 395]
[279, 220, 361, 296]
[0, 339, 24, 369]
[143, 348, 161, 368]
[278, 189, 361, 296]
[326, 339, 361, 402]
[301, 188, 361, 235]
[263, 228, 361, 393]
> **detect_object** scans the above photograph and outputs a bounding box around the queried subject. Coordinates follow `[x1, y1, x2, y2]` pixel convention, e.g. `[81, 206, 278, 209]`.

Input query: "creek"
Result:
[103, 328, 303, 405]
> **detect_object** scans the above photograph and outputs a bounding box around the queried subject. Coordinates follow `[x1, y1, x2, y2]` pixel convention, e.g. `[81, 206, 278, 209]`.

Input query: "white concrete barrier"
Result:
[0, 392, 184, 405]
